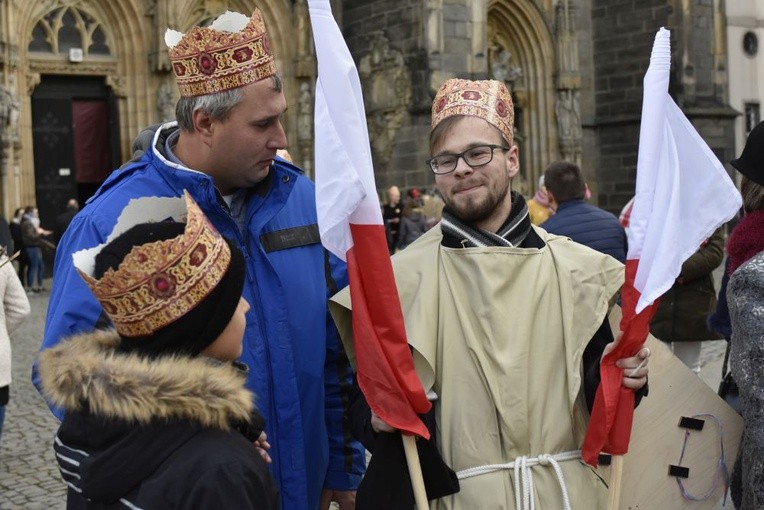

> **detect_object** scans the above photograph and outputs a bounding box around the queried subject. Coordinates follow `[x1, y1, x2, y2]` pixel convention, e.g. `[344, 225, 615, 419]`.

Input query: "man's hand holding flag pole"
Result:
[307, 1, 432, 508]
[581, 27, 742, 509]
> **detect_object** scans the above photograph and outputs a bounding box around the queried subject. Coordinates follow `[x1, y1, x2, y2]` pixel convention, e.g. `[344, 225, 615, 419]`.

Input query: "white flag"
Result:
[308, 0, 382, 261]
[628, 27, 741, 312]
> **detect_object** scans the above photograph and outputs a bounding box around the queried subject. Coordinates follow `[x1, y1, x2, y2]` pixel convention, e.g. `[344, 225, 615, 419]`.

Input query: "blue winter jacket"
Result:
[540, 199, 628, 262]
[35, 123, 365, 509]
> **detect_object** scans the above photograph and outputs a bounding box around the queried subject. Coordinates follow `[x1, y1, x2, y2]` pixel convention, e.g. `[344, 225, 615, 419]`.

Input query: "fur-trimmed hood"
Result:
[38, 329, 254, 429]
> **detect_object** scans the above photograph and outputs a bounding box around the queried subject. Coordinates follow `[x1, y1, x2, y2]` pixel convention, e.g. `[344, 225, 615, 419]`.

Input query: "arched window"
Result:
[28, 5, 112, 57]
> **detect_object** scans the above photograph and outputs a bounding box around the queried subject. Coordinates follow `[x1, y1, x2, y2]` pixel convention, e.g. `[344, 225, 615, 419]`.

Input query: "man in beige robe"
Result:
[331, 78, 650, 509]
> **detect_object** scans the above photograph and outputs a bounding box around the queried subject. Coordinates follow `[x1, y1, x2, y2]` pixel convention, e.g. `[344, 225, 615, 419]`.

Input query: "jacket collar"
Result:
[555, 198, 586, 211]
[38, 329, 254, 429]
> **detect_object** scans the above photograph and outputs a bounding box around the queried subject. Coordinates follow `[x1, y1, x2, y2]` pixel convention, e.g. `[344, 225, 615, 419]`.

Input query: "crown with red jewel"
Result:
[73, 191, 231, 337]
[166, 9, 277, 97]
[432, 79, 515, 145]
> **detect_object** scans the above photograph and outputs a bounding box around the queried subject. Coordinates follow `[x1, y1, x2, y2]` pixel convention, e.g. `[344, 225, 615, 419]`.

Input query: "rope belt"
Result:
[455, 449, 581, 510]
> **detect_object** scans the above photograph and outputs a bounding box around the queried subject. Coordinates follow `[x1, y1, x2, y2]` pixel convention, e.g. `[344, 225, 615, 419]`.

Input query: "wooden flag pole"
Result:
[402, 434, 429, 510]
[608, 454, 624, 510]
[0, 251, 21, 270]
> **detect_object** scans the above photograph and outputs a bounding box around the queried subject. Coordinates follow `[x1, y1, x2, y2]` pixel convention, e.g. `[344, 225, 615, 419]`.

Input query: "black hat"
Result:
[93, 221, 245, 358]
[74, 192, 246, 358]
[731, 120, 764, 186]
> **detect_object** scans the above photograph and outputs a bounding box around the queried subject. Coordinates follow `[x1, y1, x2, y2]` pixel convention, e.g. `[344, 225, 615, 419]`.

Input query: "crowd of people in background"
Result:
[382, 185, 444, 253]
[0, 200, 78, 294]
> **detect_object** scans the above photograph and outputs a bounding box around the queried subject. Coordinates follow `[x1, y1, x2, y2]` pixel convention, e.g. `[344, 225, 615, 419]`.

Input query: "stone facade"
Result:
[0, 0, 309, 222]
[726, 1, 764, 158]
[344, 0, 736, 213]
[590, 0, 736, 213]
[0, 0, 737, 220]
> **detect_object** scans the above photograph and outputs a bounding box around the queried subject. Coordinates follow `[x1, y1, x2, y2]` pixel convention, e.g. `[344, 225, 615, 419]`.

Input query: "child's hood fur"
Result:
[38, 329, 254, 429]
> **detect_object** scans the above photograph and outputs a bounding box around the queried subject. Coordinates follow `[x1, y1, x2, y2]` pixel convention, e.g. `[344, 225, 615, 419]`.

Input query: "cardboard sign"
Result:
[599, 310, 743, 509]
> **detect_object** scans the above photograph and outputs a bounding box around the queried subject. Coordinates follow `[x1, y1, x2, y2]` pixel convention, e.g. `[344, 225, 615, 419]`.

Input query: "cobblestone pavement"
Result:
[0, 282, 729, 508]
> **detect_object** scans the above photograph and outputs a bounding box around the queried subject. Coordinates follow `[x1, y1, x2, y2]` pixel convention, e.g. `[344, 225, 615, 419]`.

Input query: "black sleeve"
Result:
[347, 378, 460, 509]
[348, 376, 376, 452]
[230, 408, 266, 444]
[582, 319, 649, 413]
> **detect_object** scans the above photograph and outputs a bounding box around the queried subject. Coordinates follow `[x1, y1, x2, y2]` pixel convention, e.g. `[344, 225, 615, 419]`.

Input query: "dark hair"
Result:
[544, 161, 586, 203]
[401, 198, 420, 218]
[741, 175, 764, 213]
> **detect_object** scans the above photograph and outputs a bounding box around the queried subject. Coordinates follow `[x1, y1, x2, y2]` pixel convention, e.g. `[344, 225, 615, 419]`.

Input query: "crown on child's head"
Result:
[75, 192, 231, 338]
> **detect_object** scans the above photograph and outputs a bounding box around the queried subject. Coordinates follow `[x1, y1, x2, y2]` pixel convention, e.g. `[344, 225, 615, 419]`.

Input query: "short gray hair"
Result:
[175, 75, 283, 132]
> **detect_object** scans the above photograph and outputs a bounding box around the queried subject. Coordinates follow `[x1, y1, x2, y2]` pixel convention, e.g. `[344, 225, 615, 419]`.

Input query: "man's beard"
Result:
[443, 179, 510, 225]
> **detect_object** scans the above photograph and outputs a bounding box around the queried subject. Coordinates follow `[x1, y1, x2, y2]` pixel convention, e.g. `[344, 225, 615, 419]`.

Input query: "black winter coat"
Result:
[650, 226, 725, 342]
[38, 330, 279, 509]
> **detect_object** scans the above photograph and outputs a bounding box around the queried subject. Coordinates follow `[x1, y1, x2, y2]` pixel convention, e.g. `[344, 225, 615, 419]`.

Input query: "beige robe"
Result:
[330, 226, 623, 509]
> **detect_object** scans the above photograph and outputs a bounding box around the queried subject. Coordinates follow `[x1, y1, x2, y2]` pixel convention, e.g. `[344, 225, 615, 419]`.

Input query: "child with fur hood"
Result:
[38, 192, 279, 509]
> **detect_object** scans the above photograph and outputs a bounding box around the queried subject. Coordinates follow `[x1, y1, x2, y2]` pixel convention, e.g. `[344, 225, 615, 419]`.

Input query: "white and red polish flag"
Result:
[307, 0, 431, 439]
[582, 27, 742, 465]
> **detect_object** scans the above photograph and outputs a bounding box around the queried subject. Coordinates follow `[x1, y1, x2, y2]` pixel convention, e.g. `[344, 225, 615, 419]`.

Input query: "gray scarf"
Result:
[440, 191, 531, 248]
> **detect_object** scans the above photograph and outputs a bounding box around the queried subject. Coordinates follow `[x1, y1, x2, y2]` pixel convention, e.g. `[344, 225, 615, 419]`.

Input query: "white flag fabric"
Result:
[308, 0, 382, 261]
[307, 0, 432, 439]
[628, 27, 741, 312]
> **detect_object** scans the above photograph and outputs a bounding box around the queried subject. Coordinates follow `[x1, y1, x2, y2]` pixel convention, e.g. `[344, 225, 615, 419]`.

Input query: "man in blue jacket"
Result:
[541, 161, 628, 262]
[35, 10, 364, 510]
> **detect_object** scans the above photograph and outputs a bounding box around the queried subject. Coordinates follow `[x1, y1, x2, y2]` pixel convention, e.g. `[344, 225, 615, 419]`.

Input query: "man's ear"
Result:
[546, 189, 558, 210]
[192, 109, 215, 143]
[506, 145, 520, 179]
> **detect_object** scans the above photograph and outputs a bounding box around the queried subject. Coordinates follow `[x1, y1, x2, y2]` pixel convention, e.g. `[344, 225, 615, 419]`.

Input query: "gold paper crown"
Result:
[432, 79, 515, 145]
[168, 9, 277, 97]
[77, 192, 231, 337]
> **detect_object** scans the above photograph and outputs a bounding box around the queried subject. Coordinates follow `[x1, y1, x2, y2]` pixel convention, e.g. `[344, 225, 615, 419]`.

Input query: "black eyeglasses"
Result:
[427, 144, 510, 175]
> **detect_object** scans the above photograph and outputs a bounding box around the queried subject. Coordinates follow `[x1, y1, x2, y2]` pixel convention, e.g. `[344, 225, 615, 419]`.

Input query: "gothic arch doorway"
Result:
[30, 75, 119, 228]
[487, 0, 557, 196]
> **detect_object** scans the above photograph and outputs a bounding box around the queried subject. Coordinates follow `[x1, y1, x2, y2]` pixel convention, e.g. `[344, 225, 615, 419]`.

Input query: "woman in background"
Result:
[396, 198, 428, 251]
[727, 120, 764, 509]
[0, 248, 31, 445]
[10, 207, 28, 285]
[20, 207, 51, 293]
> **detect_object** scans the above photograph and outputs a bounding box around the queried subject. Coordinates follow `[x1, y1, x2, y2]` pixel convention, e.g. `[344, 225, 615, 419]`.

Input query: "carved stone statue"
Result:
[358, 32, 411, 171]
[555, 89, 582, 163]
[0, 73, 20, 143]
[297, 82, 312, 141]
[156, 80, 175, 122]
[295, 0, 311, 59]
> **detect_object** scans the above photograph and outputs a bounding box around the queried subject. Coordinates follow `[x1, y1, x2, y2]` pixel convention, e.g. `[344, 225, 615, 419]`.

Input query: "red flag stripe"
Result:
[581, 259, 659, 465]
[347, 224, 431, 438]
